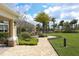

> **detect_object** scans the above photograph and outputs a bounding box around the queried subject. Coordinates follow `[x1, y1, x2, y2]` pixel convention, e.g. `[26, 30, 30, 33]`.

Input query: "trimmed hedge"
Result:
[18, 37, 38, 45]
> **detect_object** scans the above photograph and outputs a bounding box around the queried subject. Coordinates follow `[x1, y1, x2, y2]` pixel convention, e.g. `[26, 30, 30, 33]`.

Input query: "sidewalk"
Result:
[0, 37, 58, 56]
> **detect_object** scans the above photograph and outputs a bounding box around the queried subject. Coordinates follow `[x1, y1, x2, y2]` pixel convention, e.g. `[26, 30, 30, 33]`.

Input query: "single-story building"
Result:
[0, 4, 20, 47]
[0, 21, 8, 32]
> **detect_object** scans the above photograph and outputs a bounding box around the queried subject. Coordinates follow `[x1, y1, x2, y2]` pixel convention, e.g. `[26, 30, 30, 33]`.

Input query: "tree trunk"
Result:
[47, 23, 49, 33]
[42, 22, 45, 33]
[53, 22, 55, 32]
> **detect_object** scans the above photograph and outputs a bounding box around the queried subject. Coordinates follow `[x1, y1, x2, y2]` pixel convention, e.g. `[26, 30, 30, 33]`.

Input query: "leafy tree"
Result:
[16, 18, 35, 34]
[35, 12, 50, 33]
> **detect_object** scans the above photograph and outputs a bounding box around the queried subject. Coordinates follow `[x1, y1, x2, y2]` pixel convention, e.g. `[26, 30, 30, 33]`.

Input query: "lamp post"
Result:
[64, 38, 67, 47]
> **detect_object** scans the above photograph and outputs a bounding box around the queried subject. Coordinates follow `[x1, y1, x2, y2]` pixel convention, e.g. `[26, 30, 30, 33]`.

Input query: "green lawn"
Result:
[47, 33, 79, 56]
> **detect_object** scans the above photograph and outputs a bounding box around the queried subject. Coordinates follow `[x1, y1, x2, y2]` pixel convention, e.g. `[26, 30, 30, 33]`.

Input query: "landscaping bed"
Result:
[18, 32, 38, 45]
[18, 37, 38, 45]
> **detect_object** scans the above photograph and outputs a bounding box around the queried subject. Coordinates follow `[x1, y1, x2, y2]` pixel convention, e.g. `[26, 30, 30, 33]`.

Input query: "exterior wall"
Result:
[0, 23, 8, 32]
[0, 4, 20, 47]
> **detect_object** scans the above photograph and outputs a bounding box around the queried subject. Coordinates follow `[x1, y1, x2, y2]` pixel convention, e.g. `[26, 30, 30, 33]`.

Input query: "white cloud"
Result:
[6, 4, 31, 14]
[33, 13, 37, 18]
[17, 4, 31, 14]
[60, 13, 65, 19]
[60, 5, 79, 12]
[25, 14, 33, 20]
[71, 5, 79, 9]
[33, 11, 42, 18]
[6, 3, 79, 24]
[44, 6, 61, 16]
[44, 4, 79, 19]
[23, 5, 31, 11]
[42, 5, 47, 8]
[24, 14, 38, 25]
[70, 11, 79, 18]
[60, 11, 79, 24]
[60, 12, 72, 19]
[51, 6, 61, 12]
[45, 6, 61, 13]
[44, 9, 50, 14]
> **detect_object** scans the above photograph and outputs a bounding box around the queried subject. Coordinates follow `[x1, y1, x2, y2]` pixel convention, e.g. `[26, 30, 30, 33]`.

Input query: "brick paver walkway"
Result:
[0, 37, 58, 56]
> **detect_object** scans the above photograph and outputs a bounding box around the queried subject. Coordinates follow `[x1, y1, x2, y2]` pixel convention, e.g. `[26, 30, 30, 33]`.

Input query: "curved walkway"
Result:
[0, 37, 58, 56]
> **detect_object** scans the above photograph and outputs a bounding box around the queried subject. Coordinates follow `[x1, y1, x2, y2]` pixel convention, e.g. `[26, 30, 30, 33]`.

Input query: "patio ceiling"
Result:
[0, 4, 20, 20]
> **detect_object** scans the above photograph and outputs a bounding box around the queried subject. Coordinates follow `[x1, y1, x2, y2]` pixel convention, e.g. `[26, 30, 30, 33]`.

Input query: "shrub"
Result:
[54, 30, 61, 33]
[0, 32, 9, 39]
[0, 32, 9, 44]
[38, 33, 47, 37]
[20, 32, 31, 39]
[62, 30, 78, 33]
[18, 32, 38, 45]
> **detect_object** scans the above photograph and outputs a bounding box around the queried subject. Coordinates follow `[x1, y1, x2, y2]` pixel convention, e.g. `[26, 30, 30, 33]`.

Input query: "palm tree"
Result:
[64, 21, 71, 32]
[35, 12, 50, 33]
[51, 18, 55, 24]
[51, 17, 56, 31]
[36, 24, 41, 33]
[70, 19, 78, 30]
[59, 20, 64, 31]
[52, 23, 57, 31]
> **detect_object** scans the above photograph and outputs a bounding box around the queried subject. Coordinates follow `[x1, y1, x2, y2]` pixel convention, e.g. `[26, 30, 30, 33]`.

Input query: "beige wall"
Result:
[0, 4, 20, 46]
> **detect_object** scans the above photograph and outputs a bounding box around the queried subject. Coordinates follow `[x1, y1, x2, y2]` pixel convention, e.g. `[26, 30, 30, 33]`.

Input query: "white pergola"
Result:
[0, 4, 20, 47]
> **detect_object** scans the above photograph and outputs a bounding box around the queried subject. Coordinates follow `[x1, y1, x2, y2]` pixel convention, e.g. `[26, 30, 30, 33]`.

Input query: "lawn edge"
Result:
[47, 39, 60, 56]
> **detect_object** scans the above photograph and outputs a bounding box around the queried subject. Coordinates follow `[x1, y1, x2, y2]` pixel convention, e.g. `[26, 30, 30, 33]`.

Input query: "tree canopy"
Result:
[35, 12, 50, 23]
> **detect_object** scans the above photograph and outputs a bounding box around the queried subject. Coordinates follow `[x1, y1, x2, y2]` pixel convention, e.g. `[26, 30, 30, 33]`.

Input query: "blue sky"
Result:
[6, 3, 79, 24]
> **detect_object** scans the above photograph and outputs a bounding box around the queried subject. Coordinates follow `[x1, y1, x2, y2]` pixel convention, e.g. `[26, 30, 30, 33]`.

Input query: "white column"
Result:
[8, 20, 18, 46]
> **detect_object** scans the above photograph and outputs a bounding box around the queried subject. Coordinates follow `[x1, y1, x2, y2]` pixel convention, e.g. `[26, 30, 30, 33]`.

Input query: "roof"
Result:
[0, 4, 20, 20]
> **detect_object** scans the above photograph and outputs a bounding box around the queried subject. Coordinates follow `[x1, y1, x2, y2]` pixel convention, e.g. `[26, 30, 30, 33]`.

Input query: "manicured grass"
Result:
[18, 37, 38, 45]
[47, 33, 79, 56]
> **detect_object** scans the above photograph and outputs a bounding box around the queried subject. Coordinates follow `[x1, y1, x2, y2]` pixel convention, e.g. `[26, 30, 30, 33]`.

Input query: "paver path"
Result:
[0, 37, 58, 56]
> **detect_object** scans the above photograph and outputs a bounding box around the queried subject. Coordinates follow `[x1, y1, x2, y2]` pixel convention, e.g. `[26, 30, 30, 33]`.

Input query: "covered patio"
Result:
[0, 4, 20, 47]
